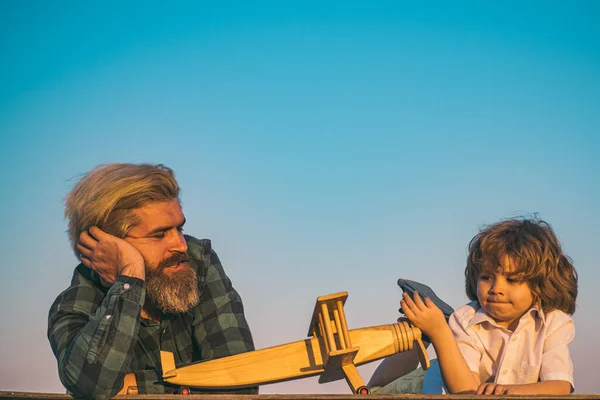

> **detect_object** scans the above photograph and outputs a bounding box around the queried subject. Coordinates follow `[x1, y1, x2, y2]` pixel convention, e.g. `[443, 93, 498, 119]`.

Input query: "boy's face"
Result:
[476, 256, 535, 331]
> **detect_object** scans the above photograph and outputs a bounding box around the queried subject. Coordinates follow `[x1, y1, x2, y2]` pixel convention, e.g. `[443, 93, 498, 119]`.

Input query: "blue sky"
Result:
[1, 1, 599, 394]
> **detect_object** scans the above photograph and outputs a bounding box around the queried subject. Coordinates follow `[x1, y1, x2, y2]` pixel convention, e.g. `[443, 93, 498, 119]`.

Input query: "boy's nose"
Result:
[489, 281, 505, 295]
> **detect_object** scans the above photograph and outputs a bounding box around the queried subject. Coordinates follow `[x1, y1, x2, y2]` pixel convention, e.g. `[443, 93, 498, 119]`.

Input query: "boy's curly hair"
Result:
[465, 217, 578, 315]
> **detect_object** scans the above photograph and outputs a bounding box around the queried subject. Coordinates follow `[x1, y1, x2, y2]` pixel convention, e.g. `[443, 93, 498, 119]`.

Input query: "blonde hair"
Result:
[465, 217, 578, 315]
[65, 163, 180, 257]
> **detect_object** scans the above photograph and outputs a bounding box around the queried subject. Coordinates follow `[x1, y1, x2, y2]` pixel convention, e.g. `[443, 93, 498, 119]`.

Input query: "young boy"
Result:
[374, 217, 578, 395]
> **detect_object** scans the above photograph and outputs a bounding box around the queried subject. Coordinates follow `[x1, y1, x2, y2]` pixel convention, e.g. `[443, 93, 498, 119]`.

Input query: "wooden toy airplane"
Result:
[160, 291, 430, 394]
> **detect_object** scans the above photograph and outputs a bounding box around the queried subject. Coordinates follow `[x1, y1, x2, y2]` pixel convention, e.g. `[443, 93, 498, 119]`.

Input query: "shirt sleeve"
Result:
[449, 311, 483, 375]
[539, 313, 575, 388]
[48, 272, 146, 399]
[190, 244, 257, 393]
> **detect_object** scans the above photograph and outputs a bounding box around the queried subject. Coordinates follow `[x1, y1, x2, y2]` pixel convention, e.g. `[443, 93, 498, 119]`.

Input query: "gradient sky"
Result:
[1, 0, 599, 394]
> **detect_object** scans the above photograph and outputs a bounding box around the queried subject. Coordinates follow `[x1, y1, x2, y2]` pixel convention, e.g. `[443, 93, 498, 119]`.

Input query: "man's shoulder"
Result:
[184, 235, 231, 283]
[50, 265, 105, 315]
[185, 235, 213, 259]
[184, 234, 211, 248]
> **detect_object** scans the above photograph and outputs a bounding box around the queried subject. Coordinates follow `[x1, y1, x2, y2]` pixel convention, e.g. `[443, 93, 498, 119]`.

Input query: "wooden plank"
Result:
[1, 391, 599, 399]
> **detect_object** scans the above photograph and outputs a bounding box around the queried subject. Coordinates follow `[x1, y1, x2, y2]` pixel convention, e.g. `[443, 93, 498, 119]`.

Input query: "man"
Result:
[48, 163, 255, 399]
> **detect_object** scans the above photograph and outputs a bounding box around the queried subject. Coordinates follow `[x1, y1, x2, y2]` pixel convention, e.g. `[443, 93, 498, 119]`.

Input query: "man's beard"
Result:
[145, 252, 200, 314]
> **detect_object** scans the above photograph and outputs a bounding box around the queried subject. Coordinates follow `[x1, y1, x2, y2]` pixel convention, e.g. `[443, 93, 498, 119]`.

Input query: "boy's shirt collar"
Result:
[468, 302, 546, 330]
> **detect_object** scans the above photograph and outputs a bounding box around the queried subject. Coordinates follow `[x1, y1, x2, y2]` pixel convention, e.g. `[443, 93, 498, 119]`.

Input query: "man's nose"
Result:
[169, 230, 188, 253]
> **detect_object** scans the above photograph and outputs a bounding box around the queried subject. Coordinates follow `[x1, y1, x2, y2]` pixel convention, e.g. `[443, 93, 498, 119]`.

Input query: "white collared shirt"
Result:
[449, 301, 575, 388]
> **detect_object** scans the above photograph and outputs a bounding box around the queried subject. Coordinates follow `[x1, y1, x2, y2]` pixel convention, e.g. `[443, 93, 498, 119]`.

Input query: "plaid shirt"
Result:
[48, 236, 255, 399]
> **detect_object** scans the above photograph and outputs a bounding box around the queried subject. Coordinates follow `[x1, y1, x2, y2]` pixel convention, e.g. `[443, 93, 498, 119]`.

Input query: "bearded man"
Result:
[48, 163, 255, 399]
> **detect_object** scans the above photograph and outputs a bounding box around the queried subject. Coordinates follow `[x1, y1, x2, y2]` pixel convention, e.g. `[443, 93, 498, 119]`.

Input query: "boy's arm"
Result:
[476, 380, 571, 395]
[402, 292, 480, 394]
[368, 346, 422, 388]
[540, 314, 575, 390]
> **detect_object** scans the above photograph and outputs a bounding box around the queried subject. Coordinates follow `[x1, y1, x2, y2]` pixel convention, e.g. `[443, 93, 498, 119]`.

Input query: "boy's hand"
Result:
[476, 382, 510, 395]
[77, 226, 145, 285]
[401, 291, 447, 340]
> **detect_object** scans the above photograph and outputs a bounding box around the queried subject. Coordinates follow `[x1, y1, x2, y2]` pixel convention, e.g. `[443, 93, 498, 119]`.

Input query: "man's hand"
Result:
[77, 226, 145, 285]
[400, 291, 447, 341]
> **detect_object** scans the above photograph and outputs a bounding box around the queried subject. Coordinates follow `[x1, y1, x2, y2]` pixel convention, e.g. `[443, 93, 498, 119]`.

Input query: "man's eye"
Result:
[153, 232, 166, 239]
[479, 275, 491, 281]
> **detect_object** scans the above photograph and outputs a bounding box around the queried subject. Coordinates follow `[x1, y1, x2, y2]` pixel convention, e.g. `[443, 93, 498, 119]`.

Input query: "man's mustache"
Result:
[156, 252, 190, 271]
